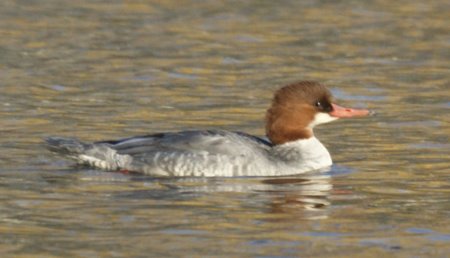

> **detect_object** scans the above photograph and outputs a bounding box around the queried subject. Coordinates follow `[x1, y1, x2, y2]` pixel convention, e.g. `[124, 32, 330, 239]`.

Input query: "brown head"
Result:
[265, 81, 370, 145]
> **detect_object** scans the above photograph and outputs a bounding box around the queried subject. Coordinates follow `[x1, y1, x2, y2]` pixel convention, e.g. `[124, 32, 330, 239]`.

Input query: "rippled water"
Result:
[1, 0, 449, 257]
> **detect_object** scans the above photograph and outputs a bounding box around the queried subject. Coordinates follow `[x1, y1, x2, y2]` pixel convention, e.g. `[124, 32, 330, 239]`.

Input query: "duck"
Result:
[46, 81, 370, 177]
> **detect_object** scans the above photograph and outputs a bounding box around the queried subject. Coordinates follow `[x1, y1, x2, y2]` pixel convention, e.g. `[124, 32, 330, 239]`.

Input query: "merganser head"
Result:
[266, 81, 370, 145]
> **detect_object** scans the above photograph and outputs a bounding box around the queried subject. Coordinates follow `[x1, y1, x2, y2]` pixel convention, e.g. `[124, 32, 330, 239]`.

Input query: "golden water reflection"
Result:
[0, 0, 449, 257]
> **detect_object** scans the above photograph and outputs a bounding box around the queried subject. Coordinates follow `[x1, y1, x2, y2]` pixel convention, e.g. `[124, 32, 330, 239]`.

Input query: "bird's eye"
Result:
[315, 101, 322, 108]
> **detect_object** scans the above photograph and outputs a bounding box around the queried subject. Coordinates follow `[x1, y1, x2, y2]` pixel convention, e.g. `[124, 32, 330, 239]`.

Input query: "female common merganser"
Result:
[46, 81, 370, 177]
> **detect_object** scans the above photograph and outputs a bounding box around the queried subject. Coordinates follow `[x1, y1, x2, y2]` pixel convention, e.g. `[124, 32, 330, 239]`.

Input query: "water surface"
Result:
[0, 0, 449, 257]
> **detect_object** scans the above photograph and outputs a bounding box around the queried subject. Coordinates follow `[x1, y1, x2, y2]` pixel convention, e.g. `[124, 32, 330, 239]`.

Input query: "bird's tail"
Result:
[45, 137, 90, 158]
[45, 137, 124, 170]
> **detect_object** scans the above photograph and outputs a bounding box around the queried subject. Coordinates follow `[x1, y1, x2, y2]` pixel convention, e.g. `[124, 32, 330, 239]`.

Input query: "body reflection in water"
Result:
[261, 174, 331, 219]
[73, 167, 336, 221]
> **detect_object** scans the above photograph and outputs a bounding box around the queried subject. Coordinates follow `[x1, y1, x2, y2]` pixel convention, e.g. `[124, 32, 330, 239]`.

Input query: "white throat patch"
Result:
[308, 112, 338, 128]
